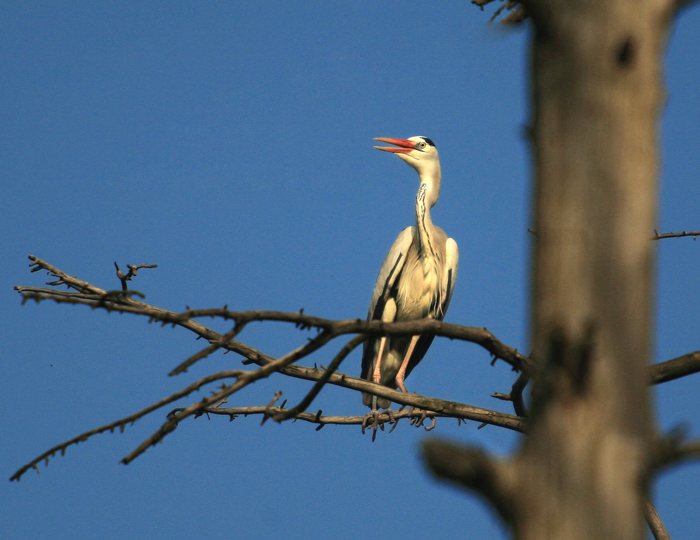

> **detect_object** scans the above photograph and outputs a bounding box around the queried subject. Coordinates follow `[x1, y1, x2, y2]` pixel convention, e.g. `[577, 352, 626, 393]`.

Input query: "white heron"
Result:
[361, 136, 459, 412]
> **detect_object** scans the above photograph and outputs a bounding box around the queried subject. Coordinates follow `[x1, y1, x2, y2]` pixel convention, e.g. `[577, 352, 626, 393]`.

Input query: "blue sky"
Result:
[2, 3, 699, 539]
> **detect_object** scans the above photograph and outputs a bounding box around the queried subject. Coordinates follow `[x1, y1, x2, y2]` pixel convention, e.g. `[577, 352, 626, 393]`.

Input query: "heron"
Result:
[361, 136, 459, 412]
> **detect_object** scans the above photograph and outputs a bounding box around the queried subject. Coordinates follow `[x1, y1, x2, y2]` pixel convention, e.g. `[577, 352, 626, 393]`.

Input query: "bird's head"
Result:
[373, 136, 440, 180]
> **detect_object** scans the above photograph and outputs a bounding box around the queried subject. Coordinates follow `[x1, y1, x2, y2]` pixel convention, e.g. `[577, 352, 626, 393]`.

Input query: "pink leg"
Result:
[395, 334, 420, 393]
[367, 337, 390, 412]
[372, 336, 388, 384]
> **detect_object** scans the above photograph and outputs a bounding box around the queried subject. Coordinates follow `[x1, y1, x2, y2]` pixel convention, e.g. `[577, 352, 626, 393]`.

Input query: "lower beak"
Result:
[373, 137, 416, 155]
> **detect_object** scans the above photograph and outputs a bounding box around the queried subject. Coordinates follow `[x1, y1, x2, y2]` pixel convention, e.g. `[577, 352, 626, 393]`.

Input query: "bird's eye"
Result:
[418, 141, 427, 150]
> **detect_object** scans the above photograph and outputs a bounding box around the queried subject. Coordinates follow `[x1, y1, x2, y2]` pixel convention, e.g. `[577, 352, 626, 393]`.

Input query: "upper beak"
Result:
[373, 137, 417, 155]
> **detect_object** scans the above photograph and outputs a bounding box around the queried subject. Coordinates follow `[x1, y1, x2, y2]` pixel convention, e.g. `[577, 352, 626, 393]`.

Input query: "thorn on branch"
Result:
[262, 391, 283, 426]
[114, 261, 157, 291]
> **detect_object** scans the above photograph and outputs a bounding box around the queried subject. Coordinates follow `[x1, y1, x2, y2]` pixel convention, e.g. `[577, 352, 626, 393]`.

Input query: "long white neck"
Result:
[414, 170, 441, 257]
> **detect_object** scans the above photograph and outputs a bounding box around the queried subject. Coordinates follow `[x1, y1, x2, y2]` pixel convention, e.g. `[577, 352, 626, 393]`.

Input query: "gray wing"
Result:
[361, 226, 414, 380]
[440, 237, 459, 316]
[366, 226, 414, 321]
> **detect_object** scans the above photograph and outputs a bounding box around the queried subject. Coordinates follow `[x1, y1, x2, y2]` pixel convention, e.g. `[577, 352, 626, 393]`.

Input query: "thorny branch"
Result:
[16, 257, 532, 375]
[11, 255, 700, 482]
[9, 369, 245, 482]
[12, 255, 525, 481]
[174, 404, 467, 430]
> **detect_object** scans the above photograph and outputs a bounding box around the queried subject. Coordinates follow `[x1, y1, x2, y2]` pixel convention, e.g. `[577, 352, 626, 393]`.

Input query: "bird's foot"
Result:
[362, 409, 391, 442]
[387, 408, 402, 433]
[408, 407, 437, 431]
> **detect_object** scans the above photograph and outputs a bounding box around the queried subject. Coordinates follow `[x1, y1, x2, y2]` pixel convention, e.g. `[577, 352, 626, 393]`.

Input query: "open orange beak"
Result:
[373, 137, 417, 155]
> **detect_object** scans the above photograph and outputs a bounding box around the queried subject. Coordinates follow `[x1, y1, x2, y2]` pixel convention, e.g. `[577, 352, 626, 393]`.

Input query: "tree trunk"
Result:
[512, 0, 672, 538]
[423, 1, 677, 539]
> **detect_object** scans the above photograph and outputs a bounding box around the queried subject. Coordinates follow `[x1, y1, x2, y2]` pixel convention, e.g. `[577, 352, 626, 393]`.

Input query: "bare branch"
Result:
[119, 328, 348, 464]
[472, 0, 526, 24]
[655, 438, 700, 471]
[652, 229, 700, 240]
[16, 283, 532, 374]
[492, 370, 530, 417]
[672, 440, 700, 464]
[422, 438, 515, 524]
[11, 255, 529, 477]
[10, 369, 245, 482]
[644, 499, 671, 540]
[114, 261, 157, 291]
[168, 325, 246, 376]
[269, 334, 367, 422]
[26, 254, 105, 295]
[501, 5, 527, 23]
[648, 351, 700, 385]
[178, 404, 465, 430]
[11, 349, 525, 480]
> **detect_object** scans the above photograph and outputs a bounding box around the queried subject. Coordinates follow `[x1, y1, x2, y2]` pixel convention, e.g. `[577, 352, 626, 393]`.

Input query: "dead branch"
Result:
[16, 256, 532, 374]
[10, 362, 524, 481]
[654, 435, 700, 472]
[12, 255, 527, 479]
[175, 404, 465, 430]
[652, 229, 700, 240]
[648, 351, 700, 384]
[472, 0, 526, 23]
[9, 369, 245, 482]
[644, 499, 671, 540]
[422, 438, 515, 524]
[492, 371, 530, 417]
[13, 254, 699, 485]
[270, 334, 367, 422]
[114, 261, 157, 291]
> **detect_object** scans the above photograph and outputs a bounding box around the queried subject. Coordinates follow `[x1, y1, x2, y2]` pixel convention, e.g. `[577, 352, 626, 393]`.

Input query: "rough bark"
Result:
[423, 1, 678, 539]
[509, 0, 672, 539]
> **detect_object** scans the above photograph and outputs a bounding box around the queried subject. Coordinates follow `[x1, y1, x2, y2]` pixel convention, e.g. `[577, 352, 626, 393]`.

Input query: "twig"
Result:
[471, 0, 527, 23]
[175, 404, 458, 429]
[168, 325, 247, 376]
[11, 255, 532, 478]
[644, 499, 671, 540]
[648, 351, 700, 385]
[270, 334, 367, 422]
[652, 229, 700, 240]
[14, 255, 700, 479]
[10, 369, 245, 482]
[492, 371, 530, 417]
[16, 288, 532, 374]
[114, 262, 157, 291]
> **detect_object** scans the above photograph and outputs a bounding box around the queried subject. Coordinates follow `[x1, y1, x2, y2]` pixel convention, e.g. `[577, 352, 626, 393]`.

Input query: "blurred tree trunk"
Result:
[425, 0, 676, 538]
[515, 0, 671, 537]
